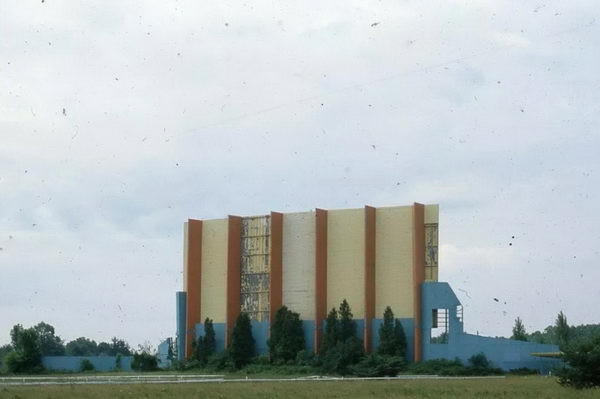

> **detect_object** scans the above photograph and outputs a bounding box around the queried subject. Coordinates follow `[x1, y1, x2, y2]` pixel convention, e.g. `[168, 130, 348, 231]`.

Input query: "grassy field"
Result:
[1, 377, 599, 399]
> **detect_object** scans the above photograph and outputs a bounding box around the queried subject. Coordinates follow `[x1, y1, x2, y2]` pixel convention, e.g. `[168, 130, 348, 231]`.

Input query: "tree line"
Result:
[0, 322, 133, 373]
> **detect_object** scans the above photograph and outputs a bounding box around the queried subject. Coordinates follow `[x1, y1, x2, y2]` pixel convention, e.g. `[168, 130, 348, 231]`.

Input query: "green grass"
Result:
[1, 377, 600, 398]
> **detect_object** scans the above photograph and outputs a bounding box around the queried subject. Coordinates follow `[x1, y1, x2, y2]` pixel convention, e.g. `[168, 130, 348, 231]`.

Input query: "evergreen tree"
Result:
[268, 306, 305, 363]
[511, 317, 528, 341]
[378, 307, 407, 358]
[195, 318, 216, 364]
[229, 313, 255, 369]
[320, 307, 339, 354]
[319, 300, 364, 374]
[338, 299, 357, 341]
[555, 311, 570, 350]
[393, 318, 407, 359]
[378, 307, 396, 356]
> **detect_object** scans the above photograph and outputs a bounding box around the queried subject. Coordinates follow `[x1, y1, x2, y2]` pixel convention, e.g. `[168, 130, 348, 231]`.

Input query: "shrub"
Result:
[131, 352, 159, 372]
[408, 355, 502, 376]
[79, 359, 95, 372]
[268, 306, 305, 364]
[557, 335, 600, 389]
[350, 354, 406, 377]
[229, 313, 255, 369]
[508, 367, 538, 375]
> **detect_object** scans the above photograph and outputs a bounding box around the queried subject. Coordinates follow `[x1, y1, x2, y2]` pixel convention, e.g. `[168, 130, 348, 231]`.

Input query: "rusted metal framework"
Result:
[240, 216, 271, 322]
[425, 223, 439, 281]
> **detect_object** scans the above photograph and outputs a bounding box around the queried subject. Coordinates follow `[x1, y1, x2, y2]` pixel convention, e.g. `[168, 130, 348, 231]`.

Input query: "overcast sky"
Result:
[1, 1, 599, 348]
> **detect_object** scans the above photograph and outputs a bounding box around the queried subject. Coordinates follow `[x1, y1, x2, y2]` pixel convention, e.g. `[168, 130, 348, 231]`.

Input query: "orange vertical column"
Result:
[364, 206, 376, 353]
[412, 203, 425, 362]
[185, 219, 202, 358]
[269, 212, 283, 325]
[314, 208, 328, 354]
[226, 215, 242, 347]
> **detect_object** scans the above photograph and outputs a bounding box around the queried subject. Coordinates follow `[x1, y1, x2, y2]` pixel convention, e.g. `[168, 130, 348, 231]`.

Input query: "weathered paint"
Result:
[226, 215, 242, 347]
[201, 218, 228, 324]
[412, 203, 425, 362]
[363, 206, 376, 353]
[282, 211, 316, 320]
[375, 206, 414, 318]
[327, 208, 365, 318]
[240, 216, 270, 322]
[185, 219, 202, 358]
[270, 212, 283, 325]
[314, 208, 328, 353]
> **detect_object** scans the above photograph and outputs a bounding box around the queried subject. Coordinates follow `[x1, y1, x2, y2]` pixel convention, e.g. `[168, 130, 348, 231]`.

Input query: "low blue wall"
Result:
[42, 356, 133, 372]
[422, 282, 561, 372]
[427, 333, 561, 373]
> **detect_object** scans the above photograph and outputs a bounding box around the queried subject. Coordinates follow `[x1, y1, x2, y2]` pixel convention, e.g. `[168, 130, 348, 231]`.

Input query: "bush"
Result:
[79, 359, 95, 372]
[350, 354, 406, 377]
[557, 335, 600, 389]
[268, 306, 306, 364]
[508, 367, 538, 375]
[408, 355, 502, 376]
[132, 352, 159, 372]
[229, 313, 255, 369]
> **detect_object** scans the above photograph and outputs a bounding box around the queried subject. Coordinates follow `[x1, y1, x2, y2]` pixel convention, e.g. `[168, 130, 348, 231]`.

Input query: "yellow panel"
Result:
[201, 218, 228, 323]
[282, 211, 316, 320]
[424, 204, 439, 224]
[375, 206, 413, 318]
[327, 208, 365, 318]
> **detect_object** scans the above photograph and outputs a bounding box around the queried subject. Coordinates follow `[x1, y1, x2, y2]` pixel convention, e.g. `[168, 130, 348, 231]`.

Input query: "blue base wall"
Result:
[302, 320, 315, 353]
[42, 356, 133, 372]
[251, 321, 270, 355]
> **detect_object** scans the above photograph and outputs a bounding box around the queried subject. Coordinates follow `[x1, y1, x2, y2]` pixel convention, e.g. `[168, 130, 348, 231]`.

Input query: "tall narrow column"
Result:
[226, 215, 242, 347]
[412, 203, 425, 362]
[185, 219, 202, 358]
[364, 206, 376, 353]
[270, 212, 283, 325]
[314, 208, 328, 354]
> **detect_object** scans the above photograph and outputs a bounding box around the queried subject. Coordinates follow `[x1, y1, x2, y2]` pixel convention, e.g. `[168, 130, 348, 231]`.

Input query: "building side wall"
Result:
[424, 204, 439, 225]
[375, 206, 414, 318]
[201, 218, 228, 323]
[327, 208, 365, 317]
[282, 211, 316, 320]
